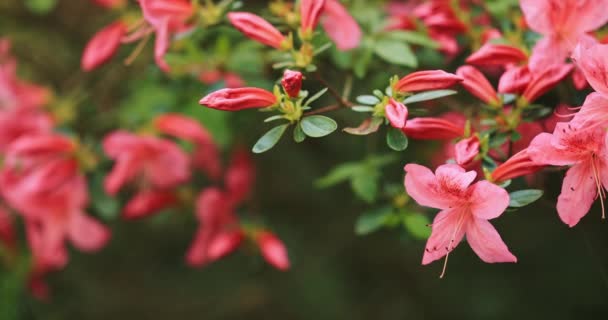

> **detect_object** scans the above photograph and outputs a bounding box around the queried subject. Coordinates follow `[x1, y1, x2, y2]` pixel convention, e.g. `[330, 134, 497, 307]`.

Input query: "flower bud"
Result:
[466, 43, 528, 67]
[256, 231, 290, 271]
[300, 0, 326, 37]
[228, 12, 289, 50]
[395, 70, 463, 93]
[81, 21, 126, 72]
[454, 136, 480, 166]
[522, 64, 573, 104]
[498, 66, 531, 94]
[385, 98, 408, 129]
[402, 117, 464, 140]
[200, 88, 277, 111]
[123, 190, 178, 219]
[456, 66, 500, 106]
[491, 149, 544, 183]
[207, 230, 244, 261]
[281, 69, 303, 98]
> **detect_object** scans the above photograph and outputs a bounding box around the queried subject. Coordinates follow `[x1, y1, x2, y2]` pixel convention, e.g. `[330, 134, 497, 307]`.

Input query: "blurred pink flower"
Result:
[454, 136, 480, 166]
[228, 12, 288, 49]
[256, 231, 290, 271]
[300, 0, 326, 35]
[321, 0, 362, 50]
[81, 21, 127, 72]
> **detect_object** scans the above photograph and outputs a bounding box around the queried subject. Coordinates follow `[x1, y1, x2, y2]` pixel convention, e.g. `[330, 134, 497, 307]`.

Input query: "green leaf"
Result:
[354, 46, 374, 78]
[252, 124, 288, 153]
[351, 105, 375, 112]
[301, 115, 338, 138]
[374, 38, 418, 67]
[305, 88, 328, 106]
[509, 189, 544, 208]
[351, 171, 379, 203]
[316, 163, 362, 188]
[25, 0, 57, 14]
[383, 31, 439, 48]
[356, 95, 380, 105]
[355, 207, 394, 235]
[264, 115, 285, 123]
[386, 128, 409, 151]
[293, 122, 306, 143]
[403, 213, 432, 239]
[402, 90, 458, 104]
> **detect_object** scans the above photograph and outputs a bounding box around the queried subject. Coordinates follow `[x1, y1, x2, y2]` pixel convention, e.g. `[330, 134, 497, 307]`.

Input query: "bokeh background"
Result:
[2, 1, 608, 319]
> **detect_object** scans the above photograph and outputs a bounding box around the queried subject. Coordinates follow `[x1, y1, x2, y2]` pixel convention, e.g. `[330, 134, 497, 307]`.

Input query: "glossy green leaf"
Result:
[293, 122, 306, 143]
[301, 115, 338, 138]
[403, 213, 432, 239]
[374, 38, 417, 67]
[402, 90, 458, 104]
[252, 124, 288, 153]
[305, 88, 328, 106]
[356, 95, 380, 105]
[509, 189, 544, 208]
[355, 207, 394, 235]
[386, 128, 409, 151]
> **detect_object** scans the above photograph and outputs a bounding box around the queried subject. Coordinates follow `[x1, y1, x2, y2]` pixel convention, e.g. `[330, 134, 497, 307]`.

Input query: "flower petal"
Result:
[469, 181, 509, 220]
[422, 208, 467, 265]
[556, 161, 598, 227]
[466, 219, 517, 263]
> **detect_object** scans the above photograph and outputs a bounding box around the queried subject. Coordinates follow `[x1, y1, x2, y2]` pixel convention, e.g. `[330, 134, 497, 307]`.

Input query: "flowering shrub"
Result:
[2, 0, 608, 314]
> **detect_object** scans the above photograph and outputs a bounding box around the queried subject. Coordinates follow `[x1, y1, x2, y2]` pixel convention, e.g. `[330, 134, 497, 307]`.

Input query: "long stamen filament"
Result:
[590, 155, 605, 220]
[440, 211, 467, 279]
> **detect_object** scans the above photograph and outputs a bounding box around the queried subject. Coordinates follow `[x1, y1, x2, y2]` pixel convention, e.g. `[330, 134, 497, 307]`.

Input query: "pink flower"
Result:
[300, 0, 326, 35]
[281, 69, 303, 98]
[123, 190, 177, 219]
[139, 0, 194, 72]
[498, 66, 531, 94]
[103, 131, 190, 193]
[224, 149, 255, 204]
[520, 0, 608, 71]
[402, 116, 464, 140]
[456, 66, 500, 106]
[0, 47, 49, 110]
[572, 38, 608, 97]
[186, 188, 241, 266]
[256, 231, 290, 271]
[227, 12, 289, 50]
[454, 136, 480, 166]
[404, 164, 516, 272]
[384, 98, 408, 129]
[81, 21, 127, 72]
[199, 87, 277, 111]
[466, 43, 528, 67]
[0, 134, 110, 271]
[320, 0, 362, 50]
[528, 122, 608, 227]
[155, 113, 222, 180]
[0, 108, 53, 153]
[395, 70, 463, 93]
[521, 64, 573, 103]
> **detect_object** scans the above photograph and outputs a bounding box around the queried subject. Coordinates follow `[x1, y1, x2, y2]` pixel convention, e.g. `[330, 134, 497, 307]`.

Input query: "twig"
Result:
[314, 71, 353, 108]
[304, 104, 340, 116]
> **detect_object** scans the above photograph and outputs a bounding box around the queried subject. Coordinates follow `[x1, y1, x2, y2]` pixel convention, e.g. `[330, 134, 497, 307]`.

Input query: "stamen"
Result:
[124, 33, 151, 66]
[439, 211, 467, 279]
[590, 155, 606, 220]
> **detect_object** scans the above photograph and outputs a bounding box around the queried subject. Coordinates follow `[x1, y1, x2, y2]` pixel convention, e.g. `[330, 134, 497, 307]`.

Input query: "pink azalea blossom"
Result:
[520, 0, 608, 71]
[320, 0, 362, 51]
[528, 122, 608, 227]
[404, 163, 516, 276]
[139, 0, 194, 72]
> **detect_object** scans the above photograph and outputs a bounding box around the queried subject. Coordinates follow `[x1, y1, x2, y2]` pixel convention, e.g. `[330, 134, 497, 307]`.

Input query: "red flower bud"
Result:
[207, 230, 244, 261]
[281, 69, 303, 98]
[466, 43, 528, 67]
[491, 149, 544, 183]
[456, 66, 500, 105]
[256, 231, 290, 271]
[454, 136, 480, 166]
[228, 12, 288, 49]
[81, 21, 126, 72]
[395, 70, 463, 93]
[200, 88, 277, 111]
[123, 190, 178, 219]
[498, 66, 531, 94]
[402, 117, 464, 140]
[522, 64, 573, 103]
[385, 98, 408, 129]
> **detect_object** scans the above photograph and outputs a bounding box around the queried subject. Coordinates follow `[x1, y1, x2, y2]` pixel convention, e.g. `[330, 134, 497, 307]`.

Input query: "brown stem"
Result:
[304, 104, 340, 116]
[313, 71, 353, 108]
